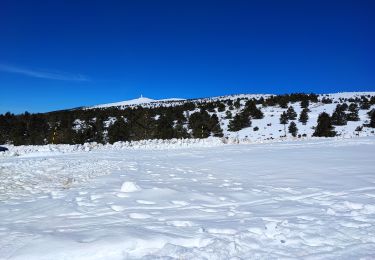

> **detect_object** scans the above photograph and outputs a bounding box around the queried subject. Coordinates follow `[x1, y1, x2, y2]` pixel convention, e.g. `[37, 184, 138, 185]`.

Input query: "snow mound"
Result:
[0, 137, 225, 157]
[120, 181, 141, 192]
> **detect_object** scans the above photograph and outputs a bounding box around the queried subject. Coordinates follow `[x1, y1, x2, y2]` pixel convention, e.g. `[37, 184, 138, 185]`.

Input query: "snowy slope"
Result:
[86, 92, 375, 144]
[221, 98, 375, 141]
[200, 92, 375, 141]
[79, 92, 375, 145]
[1, 137, 375, 259]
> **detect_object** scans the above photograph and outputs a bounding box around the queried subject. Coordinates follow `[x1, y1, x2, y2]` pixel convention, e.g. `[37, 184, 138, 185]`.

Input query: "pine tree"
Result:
[234, 99, 241, 109]
[360, 102, 370, 110]
[90, 119, 105, 143]
[278, 98, 288, 108]
[174, 122, 189, 138]
[243, 100, 264, 119]
[155, 113, 175, 139]
[279, 112, 289, 136]
[188, 110, 212, 138]
[301, 99, 309, 109]
[225, 110, 232, 119]
[10, 120, 27, 146]
[369, 109, 375, 128]
[347, 103, 360, 121]
[279, 112, 289, 125]
[286, 106, 297, 120]
[107, 118, 130, 143]
[331, 105, 347, 125]
[217, 102, 226, 112]
[299, 108, 309, 125]
[288, 121, 298, 137]
[313, 112, 336, 137]
[228, 113, 251, 132]
[209, 114, 223, 137]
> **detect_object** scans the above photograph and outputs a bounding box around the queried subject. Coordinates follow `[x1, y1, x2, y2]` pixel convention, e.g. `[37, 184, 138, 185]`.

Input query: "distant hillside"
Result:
[1, 92, 374, 145]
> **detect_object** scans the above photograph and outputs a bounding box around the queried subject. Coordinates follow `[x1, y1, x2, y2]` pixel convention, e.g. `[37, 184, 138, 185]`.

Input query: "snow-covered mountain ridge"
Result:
[87, 92, 375, 109]
[90, 96, 186, 109]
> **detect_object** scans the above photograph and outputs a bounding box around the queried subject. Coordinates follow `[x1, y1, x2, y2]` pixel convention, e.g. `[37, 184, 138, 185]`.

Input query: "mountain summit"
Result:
[91, 96, 185, 109]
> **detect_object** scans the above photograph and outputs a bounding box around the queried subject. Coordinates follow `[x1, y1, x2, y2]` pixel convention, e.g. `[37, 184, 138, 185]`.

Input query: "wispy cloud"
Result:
[0, 64, 90, 81]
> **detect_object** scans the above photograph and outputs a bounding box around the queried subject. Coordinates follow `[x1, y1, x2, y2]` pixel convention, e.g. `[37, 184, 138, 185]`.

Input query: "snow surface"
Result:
[1, 137, 375, 259]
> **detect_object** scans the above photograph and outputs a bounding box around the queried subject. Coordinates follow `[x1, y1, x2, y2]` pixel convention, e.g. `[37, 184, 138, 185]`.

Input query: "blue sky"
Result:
[1, 0, 374, 114]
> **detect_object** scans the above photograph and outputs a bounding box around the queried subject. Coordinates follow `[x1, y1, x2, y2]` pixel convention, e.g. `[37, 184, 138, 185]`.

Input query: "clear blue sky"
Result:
[1, 0, 374, 114]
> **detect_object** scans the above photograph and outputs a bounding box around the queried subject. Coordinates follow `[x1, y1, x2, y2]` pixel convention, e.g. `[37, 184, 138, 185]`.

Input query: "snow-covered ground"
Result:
[1, 137, 375, 259]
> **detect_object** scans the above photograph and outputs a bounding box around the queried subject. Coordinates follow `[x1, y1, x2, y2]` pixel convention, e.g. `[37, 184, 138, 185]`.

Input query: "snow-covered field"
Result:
[1, 137, 375, 259]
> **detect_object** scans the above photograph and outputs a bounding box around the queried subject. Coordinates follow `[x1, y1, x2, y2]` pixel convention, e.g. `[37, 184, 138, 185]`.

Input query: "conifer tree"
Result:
[228, 113, 251, 132]
[243, 100, 264, 119]
[217, 102, 226, 112]
[279, 112, 289, 136]
[301, 99, 309, 109]
[369, 109, 375, 128]
[347, 103, 360, 121]
[209, 114, 223, 137]
[279, 112, 289, 125]
[278, 98, 288, 108]
[188, 110, 212, 138]
[107, 118, 130, 143]
[174, 122, 189, 138]
[155, 113, 175, 139]
[234, 99, 241, 109]
[288, 121, 298, 137]
[360, 102, 370, 110]
[331, 105, 347, 125]
[286, 106, 297, 120]
[299, 108, 309, 125]
[313, 112, 336, 137]
[225, 110, 232, 119]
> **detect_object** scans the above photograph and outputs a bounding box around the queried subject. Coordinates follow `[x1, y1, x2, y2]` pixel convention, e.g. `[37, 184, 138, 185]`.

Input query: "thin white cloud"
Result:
[0, 64, 90, 81]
